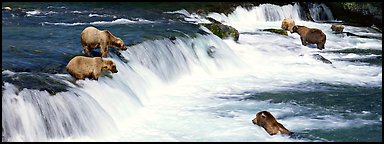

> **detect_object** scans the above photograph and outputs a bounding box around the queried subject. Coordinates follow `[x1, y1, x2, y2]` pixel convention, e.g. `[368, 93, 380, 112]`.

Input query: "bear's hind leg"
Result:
[100, 46, 109, 58]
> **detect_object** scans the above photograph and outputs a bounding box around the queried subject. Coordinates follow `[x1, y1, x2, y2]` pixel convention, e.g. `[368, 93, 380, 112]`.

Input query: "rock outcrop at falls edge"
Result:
[183, 2, 381, 32]
[200, 17, 240, 41]
[323, 2, 382, 32]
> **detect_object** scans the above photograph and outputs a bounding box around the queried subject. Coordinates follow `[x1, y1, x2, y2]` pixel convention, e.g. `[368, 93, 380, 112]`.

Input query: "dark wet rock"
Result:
[263, 29, 288, 36]
[2, 61, 68, 75]
[205, 17, 221, 24]
[200, 19, 239, 41]
[169, 36, 177, 41]
[312, 54, 332, 64]
[297, 2, 315, 21]
[2, 72, 69, 95]
[207, 46, 216, 58]
[324, 48, 382, 55]
[168, 36, 177, 44]
[342, 32, 382, 40]
[324, 2, 382, 31]
[333, 56, 382, 66]
[321, 49, 382, 66]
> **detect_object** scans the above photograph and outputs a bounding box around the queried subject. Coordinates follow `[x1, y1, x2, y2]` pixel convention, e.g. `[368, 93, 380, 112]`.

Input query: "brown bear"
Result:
[81, 26, 127, 58]
[252, 111, 293, 136]
[281, 18, 295, 33]
[66, 56, 118, 80]
[292, 25, 326, 50]
[331, 24, 344, 33]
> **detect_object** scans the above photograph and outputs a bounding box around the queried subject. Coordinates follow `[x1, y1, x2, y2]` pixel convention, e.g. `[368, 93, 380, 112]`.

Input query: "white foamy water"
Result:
[88, 13, 116, 18]
[26, 10, 42, 16]
[206, 3, 302, 32]
[41, 18, 156, 26]
[2, 3, 382, 142]
[165, 9, 212, 24]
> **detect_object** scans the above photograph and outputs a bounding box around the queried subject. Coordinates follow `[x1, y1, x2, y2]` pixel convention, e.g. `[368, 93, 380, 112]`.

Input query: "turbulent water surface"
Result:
[2, 2, 382, 142]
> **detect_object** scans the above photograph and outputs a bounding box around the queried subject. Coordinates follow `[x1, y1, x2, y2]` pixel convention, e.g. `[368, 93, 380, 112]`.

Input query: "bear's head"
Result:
[252, 111, 293, 136]
[104, 30, 128, 51]
[102, 60, 118, 73]
[114, 38, 128, 51]
[281, 18, 295, 33]
[252, 111, 276, 127]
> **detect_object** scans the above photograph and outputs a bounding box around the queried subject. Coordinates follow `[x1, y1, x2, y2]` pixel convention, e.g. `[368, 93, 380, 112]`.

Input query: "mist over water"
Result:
[2, 2, 382, 142]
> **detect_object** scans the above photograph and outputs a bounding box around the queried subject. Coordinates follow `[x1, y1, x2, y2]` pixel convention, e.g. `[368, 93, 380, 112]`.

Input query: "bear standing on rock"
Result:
[81, 26, 128, 58]
[292, 25, 326, 50]
[66, 56, 118, 80]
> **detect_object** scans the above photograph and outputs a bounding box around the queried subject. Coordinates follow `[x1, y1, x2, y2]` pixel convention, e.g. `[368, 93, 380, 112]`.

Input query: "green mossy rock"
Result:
[263, 29, 288, 36]
[200, 19, 239, 41]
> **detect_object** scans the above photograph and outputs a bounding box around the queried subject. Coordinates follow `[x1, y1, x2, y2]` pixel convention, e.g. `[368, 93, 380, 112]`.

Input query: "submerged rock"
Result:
[2, 72, 69, 95]
[207, 46, 216, 58]
[312, 54, 332, 64]
[340, 31, 382, 40]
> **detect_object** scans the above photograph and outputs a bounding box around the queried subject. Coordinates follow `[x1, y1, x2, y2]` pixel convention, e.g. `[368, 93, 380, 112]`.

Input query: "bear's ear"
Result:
[292, 25, 298, 32]
[105, 60, 114, 66]
[261, 113, 267, 118]
[103, 30, 113, 37]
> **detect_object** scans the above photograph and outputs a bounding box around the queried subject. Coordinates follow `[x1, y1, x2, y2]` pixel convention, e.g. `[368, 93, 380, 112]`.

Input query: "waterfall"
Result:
[308, 3, 335, 21]
[1, 33, 245, 142]
[206, 3, 302, 32]
[227, 3, 302, 22]
[206, 2, 337, 32]
[2, 82, 118, 141]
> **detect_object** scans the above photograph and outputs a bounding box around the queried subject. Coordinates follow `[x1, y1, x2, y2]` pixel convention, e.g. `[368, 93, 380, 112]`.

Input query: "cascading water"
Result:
[206, 3, 303, 32]
[2, 33, 246, 142]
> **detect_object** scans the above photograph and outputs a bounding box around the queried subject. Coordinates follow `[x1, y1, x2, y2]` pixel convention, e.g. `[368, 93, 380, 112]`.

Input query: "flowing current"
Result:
[2, 2, 382, 142]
